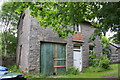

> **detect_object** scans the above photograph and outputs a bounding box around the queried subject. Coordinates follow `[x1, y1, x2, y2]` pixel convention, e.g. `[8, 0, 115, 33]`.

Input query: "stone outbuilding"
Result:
[16, 9, 102, 75]
[109, 43, 120, 63]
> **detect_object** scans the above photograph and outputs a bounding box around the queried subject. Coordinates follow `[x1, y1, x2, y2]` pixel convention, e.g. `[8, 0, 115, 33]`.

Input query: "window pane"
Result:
[77, 24, 79, 32]
[73, 26, 75, 31]
[74, 24, 81, 32]
[74, 46, 80, 50]
[89, 45, 94, 50]
[79, 24, 81, 32]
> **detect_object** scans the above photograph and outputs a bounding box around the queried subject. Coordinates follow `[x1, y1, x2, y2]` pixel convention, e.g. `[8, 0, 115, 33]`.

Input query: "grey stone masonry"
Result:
[81, 23, 102, 68]
[28, 16, 74, 73]
[17, 9, 103, 73]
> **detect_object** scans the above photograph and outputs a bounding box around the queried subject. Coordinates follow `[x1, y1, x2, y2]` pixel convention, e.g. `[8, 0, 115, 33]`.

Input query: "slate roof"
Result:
[110, 43, 120, 49]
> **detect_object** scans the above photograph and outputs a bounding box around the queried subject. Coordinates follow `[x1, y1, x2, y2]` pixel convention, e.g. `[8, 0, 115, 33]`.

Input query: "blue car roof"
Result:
[0, 66, 8, 71]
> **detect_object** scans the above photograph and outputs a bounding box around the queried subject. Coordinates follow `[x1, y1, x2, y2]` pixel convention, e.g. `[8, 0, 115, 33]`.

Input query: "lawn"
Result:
[26, 64, 119, 80]
[7, 64, 119, 79]
[56, 64, 118, 78]
[51, 64, 118, 78]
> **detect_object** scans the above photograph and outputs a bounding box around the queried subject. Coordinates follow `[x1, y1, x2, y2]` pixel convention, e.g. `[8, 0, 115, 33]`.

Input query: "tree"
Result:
[1, 2, 119, 43]
[101, 36, 111, 58]
[95, 2, 120, 43]
[5, 2, 99, 38]
[0, 30, 17, 57]
[28, 2, 100, 38]
[20, 2, 119, 43]
[0, 2, 21, 56]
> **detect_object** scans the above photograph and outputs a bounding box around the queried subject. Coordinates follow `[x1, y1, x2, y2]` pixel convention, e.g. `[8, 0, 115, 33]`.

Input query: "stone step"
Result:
[111, 59, 119, 62]
[110, 57, 118, 60]
[110, 54, 118, 57]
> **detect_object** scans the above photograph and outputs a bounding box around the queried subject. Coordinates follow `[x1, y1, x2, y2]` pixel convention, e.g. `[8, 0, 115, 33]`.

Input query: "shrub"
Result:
[89, 51, 111, 70]
[8, 65, 21, 73]
[82, 66, 107, 72]
[89, 51, 99, 67]
[66, 67, 80, 75]
[99, 54, 111, 69]
[8, 65, 45, 78]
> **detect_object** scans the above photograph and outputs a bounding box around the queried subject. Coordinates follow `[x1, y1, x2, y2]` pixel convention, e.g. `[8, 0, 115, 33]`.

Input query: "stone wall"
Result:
[17, 9, 103, 73]
[28, 18, 103, 73]
[16, 9, 31, 71]
[118, 49, 120, 63]
[109, 45, 120, 63]
[81, 23, 102, 67]
[28, 17, 74, 73]
[2, 56, 16, 67]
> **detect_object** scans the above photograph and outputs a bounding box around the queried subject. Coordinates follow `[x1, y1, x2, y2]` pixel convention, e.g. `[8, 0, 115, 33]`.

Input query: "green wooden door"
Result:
[40, 42, 54, 75]
[40, 42, 66, 75]
[54, 44, 66, 74]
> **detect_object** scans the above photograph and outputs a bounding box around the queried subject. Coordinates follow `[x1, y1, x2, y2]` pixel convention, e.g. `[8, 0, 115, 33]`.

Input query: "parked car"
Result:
[0, 71, 26, 80]
[0, 66, 8, 71]
[0, 66, 26, 80]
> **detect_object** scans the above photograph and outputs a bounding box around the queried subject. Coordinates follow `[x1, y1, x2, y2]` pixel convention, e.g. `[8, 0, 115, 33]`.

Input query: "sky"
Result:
[0, 0, 4, 9]
[0, 1, 115, 38]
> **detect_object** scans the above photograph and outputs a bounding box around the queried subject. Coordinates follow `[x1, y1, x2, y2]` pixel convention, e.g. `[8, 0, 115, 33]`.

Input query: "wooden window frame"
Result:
[74, 24, 81, 33]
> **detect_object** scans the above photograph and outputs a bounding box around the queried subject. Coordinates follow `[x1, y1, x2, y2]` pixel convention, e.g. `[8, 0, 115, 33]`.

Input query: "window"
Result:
[89, 45, 94, 51]
[20, 13, 25, 34]
[74, 24, 81, 32]
[73, 45, 82, 52]
[89, 43, 96, 53]
[18, 45, 22, 68]
[21, 13, 25, 19]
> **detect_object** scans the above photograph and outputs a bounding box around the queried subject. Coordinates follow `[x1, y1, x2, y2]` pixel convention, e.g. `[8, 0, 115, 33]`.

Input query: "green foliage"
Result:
[89, 51, 111, 70]
[58, 64, 118, 78]
[66, 67, 80, 75]
[25, 74, 45, 78]
[8, 65, 21, 73]
[101, 36, 111, 57]
[0, 34, 2, 49]
[89, 51, 99, 67]
[1, 2, 119, 42]
[88, 34, 96, 43]
[8, 65, 45, 79]
[12, 2, 100, 38]
[0, 30, 17, 57]
[95, 2, 120, 44]
[99, 54, 111, 69]
[110, 34, 120, 44]
[102, 36, 110, 48]
[86, 51, 111, 72]
[0, 2, 20, 56]
[82, 66, 107, 72]
[1, 2, 21, 27]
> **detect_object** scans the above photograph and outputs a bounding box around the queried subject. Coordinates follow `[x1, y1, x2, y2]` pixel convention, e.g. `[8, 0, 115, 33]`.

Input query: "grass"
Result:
[8, 65, 45, 79]
[57, 64, 118, 78]
[8, 64, 119, 79]
[25, 74, 46, 80]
